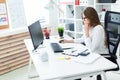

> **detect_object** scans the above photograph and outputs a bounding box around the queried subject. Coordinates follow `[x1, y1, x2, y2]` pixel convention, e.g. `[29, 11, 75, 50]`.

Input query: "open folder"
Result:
[61, 43, 90, 57]
[59, 43, 101, 64]
[62, 49, 89, 57]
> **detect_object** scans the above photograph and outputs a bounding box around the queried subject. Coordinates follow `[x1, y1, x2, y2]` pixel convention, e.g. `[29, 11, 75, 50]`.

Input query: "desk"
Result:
[24, 38, 117, 80]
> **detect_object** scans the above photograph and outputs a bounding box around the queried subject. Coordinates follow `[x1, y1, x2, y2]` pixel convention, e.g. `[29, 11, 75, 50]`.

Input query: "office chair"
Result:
[97, 11, 120, 80]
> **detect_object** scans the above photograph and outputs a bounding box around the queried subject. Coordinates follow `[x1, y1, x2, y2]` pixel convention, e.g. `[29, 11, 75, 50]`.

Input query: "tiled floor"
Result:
[0, 64, 39, 80]
[0, 64, 120, 80]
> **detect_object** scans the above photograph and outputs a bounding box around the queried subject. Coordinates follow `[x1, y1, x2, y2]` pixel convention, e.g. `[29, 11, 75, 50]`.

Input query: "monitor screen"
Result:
[28, 20, 44, 50]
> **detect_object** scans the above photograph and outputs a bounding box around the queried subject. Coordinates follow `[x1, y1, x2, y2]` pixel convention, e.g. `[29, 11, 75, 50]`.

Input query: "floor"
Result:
[0, 64, 120, 80]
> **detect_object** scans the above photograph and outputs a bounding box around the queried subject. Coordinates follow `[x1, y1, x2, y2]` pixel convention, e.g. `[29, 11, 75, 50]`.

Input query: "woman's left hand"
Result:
[84, 24, 90, 38]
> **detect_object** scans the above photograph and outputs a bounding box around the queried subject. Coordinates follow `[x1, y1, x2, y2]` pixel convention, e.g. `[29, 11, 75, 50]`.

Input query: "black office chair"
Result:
[97, 11, 120, 80]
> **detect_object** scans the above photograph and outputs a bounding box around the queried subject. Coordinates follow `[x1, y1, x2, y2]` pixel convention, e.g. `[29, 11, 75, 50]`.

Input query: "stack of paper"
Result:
[62, 48, 88, 57]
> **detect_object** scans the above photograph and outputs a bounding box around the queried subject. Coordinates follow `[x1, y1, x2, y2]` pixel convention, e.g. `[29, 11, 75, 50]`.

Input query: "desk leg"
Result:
[28, 57, 32, 78]
[102, 72, 107, 80]
[28, 57, 39, 79]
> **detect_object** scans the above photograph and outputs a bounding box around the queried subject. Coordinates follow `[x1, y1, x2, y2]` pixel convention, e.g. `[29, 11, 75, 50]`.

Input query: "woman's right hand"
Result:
[59, 39, 74, 43]
[84, 23, 90, 38]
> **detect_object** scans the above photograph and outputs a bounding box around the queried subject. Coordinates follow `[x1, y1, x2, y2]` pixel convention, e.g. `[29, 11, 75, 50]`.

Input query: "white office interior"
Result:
[0, 0, 120, 80]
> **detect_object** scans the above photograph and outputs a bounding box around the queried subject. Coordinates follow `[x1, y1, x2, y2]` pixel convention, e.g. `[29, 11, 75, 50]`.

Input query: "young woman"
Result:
[61, 7, 108, 54]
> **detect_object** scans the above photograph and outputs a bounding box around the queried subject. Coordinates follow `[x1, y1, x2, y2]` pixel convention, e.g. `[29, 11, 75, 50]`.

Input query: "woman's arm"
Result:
[62, 39, 74, 43]
[85, 25, 105, 52]
[61, 35, 85, 43]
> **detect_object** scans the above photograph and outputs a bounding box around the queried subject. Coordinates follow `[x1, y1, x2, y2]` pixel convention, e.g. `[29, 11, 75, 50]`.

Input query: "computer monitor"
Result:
[28, 20, 44, 50]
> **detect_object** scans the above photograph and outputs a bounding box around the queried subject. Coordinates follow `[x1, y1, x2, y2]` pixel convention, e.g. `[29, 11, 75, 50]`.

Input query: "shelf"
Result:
[76, 32, 83, 34]
[75, 5, 94, 7]
[59, 3, 73, 6]
[60, 0, 73, 5]
[95, 3, 117, 5]
[100, 20, 104, 23]
[58, 0, 95, 39]
[59, 18, 74, 20]
[58, 0, 117, 39]
[75, 19, 82, 21]
[64, 30, 74, 33]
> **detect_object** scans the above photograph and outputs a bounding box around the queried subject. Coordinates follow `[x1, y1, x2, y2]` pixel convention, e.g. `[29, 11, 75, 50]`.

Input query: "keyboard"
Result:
[50, 43, 63, 53]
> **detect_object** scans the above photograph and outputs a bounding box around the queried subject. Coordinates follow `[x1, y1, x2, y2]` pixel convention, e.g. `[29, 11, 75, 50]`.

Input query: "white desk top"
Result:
[24, 38, 117, 80]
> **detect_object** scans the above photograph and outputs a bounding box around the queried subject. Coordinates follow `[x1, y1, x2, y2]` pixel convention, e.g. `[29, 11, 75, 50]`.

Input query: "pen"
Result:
[62, 52, 78, 57]
[63, 47, 74, 50]
[82, 49, 88, 52]
[71, 49, 77, 53]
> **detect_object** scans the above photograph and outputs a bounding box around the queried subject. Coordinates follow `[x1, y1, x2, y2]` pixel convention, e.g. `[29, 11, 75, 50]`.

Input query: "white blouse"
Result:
[74, 25, 109, 54]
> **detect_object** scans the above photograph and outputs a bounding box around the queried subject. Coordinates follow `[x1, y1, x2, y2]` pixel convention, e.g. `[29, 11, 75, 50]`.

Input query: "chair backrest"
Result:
[104, 11, 120, 59]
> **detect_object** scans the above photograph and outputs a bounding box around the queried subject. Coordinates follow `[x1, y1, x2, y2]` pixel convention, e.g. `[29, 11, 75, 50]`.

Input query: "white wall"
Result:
[49, 6, 58, 27]
[23, 0, 49, 26]
[111, 5, 120, 12]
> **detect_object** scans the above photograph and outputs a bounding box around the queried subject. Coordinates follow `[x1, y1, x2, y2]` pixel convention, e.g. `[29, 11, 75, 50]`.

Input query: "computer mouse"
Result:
[39, 52, 48, 62]
[38, 49, 48, 62]
[59, 40, 64, 43]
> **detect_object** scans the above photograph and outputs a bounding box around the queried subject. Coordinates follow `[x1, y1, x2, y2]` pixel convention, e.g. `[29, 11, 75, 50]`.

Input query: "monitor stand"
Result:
[37, 44, 46, 49]
[32, 44, 46, 54]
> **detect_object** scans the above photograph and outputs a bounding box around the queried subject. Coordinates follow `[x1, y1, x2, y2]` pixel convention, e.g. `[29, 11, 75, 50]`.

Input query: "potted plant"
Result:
[57, 27, 64, 38]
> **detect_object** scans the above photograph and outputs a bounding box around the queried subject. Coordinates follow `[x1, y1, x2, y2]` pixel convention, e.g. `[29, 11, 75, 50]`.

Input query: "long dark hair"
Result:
[83, 7, 101, 27]
[83, 7, 108, 47]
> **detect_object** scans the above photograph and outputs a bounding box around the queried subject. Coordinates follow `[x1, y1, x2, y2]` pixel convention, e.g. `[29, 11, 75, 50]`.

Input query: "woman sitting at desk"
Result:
[60, 7, 108, 54]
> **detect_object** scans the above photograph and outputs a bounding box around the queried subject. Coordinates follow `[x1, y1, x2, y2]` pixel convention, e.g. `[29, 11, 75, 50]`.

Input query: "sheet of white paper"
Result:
[60, 43, 89, 56]
[60, 43, 87, 50]
[0, 3, 6, 14]
[72, 53, 101, 64]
